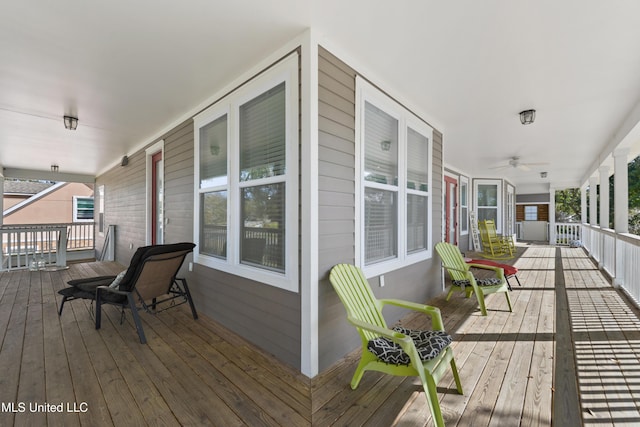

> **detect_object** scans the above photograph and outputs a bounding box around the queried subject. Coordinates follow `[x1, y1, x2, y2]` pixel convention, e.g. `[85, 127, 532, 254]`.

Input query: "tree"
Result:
[553, 155, 640, 232]
[555, 188, 581, 222]
[629, 156, 640, 208]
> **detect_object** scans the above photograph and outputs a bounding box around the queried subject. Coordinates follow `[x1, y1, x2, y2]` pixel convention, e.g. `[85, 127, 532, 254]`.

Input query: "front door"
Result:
[444, 175, 458, 244]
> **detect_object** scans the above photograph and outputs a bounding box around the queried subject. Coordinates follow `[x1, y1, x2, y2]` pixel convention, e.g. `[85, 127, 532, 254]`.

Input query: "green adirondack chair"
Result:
[329, 264, 463, 427]
[435, 241, 512, 316]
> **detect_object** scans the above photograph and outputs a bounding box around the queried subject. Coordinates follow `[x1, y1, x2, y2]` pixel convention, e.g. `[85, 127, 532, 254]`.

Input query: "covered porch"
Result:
[1, 243, 638, 426]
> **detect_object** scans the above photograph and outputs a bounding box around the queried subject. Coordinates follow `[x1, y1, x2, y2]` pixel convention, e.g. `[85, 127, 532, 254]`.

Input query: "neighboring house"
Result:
[3, 180, 55, 211]
[93, 37, 518, 378]
[3, 181, 94, 225]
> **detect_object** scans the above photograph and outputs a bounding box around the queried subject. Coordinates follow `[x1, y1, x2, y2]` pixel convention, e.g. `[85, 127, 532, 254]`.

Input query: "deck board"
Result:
[0, 246, 639, 426]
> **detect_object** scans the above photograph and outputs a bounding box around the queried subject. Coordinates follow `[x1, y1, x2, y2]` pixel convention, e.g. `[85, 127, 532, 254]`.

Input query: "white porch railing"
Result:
[601, 229, 616, 278]
[615, 233, 640, 307]
[0, 222, 94, 271]
[582, 224, 640, 308]
[554, 223, 582, 245]
[516, 222, 523, 240]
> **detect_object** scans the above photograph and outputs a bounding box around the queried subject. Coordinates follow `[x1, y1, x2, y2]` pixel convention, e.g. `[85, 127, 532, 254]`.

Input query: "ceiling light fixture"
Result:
[64, 115, 78, 130]
[519, 109, 536, 125]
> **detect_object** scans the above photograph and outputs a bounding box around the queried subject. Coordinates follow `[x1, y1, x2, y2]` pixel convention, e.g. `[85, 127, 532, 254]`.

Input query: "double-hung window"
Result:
[357, 78, 433, 277]
[460, 176, 469, 235]
[193, 54, 298, 291]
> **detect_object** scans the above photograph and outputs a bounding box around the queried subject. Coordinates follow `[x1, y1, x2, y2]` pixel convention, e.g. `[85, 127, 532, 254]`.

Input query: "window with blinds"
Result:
[238, 82, 286, 272]
[192, 53, 298, 291]
[406, 126, 429, 254]
[73, 196, 94, 222]
[363, 101, 399, 265]
[240, 82, 286, 181]
[358, 78, 433, 274]
[364, 101, 398, 186]
[407, 194, 428, 253]
[460, 177, 469, 234]
[364, 188, 397, 263]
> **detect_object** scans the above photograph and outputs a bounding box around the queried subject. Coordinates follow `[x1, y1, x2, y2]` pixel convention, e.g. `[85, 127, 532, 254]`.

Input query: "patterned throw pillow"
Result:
[109, 270, 127, 288]
[453, 278, 502, 288]
[367, 326, 452, 365]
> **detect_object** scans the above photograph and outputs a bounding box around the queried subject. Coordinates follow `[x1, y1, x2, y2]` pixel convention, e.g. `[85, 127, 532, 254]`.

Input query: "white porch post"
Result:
[549, 187, 556, 244]
[614, 148, 629, 233]
[0, 164, 3, 226]
[589, 176, 598, 226]
[613, 148, 629, 288]
[599, 166, 610, 229]
[581, 185, 588, 224]
[300, 29, 319, 377]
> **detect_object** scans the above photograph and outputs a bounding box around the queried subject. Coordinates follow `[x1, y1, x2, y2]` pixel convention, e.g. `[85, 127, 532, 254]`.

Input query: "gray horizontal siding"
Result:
[96, 54, 302, 370]
[433, 130, 444, 249]
[317, 47, 445, 372]
[163, 119, 195, 246]
[95, 149, 147, 263]
[317, 47, 357, 371]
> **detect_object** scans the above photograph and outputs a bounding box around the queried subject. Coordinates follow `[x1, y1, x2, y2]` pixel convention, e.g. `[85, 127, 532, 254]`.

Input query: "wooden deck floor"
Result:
[0, 245, 639, 426]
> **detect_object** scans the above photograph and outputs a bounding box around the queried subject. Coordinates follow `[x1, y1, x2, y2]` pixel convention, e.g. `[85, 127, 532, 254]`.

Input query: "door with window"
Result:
[474, 179, 502, 232]
[444, 175, 458, 244]
[506, 184, 515, 237]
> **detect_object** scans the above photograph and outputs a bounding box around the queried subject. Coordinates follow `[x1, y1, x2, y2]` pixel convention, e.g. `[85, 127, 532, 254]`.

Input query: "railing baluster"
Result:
[7, 231, 12, 270]
[554, 222, 582, 246]
[0, 222, 95, 271]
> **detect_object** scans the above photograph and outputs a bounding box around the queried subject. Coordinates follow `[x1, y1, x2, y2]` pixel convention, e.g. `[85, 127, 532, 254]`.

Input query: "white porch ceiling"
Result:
[2, 1, 640, 193]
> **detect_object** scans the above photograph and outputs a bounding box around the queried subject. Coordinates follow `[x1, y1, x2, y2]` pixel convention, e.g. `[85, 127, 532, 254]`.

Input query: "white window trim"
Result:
[145, 140, 165, 245]
[193, 53, 299, 292]
[506, 183, 515, 235]
[97, 185, 105, 235]
[460, 175, 469, 235]
[474, 179, 503, 233]
[355, 77, 433, 278]
[72, 196, 94, 222]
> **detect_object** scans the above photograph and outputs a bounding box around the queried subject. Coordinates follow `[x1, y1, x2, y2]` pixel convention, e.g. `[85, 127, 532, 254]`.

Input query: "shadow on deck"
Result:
[0, 245, 638, 426]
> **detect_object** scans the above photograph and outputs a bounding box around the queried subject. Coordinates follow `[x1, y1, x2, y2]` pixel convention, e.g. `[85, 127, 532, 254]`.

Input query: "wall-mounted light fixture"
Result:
[51, 164, 59, 173]
[540, 171, 548, 178]
[64, 115, 78, 130]
[380, 140, 391, 151]
[519, 109, 536, 125]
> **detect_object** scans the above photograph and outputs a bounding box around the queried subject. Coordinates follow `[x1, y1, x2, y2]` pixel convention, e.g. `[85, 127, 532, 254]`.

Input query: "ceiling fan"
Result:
[490, 156, 548, 171]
